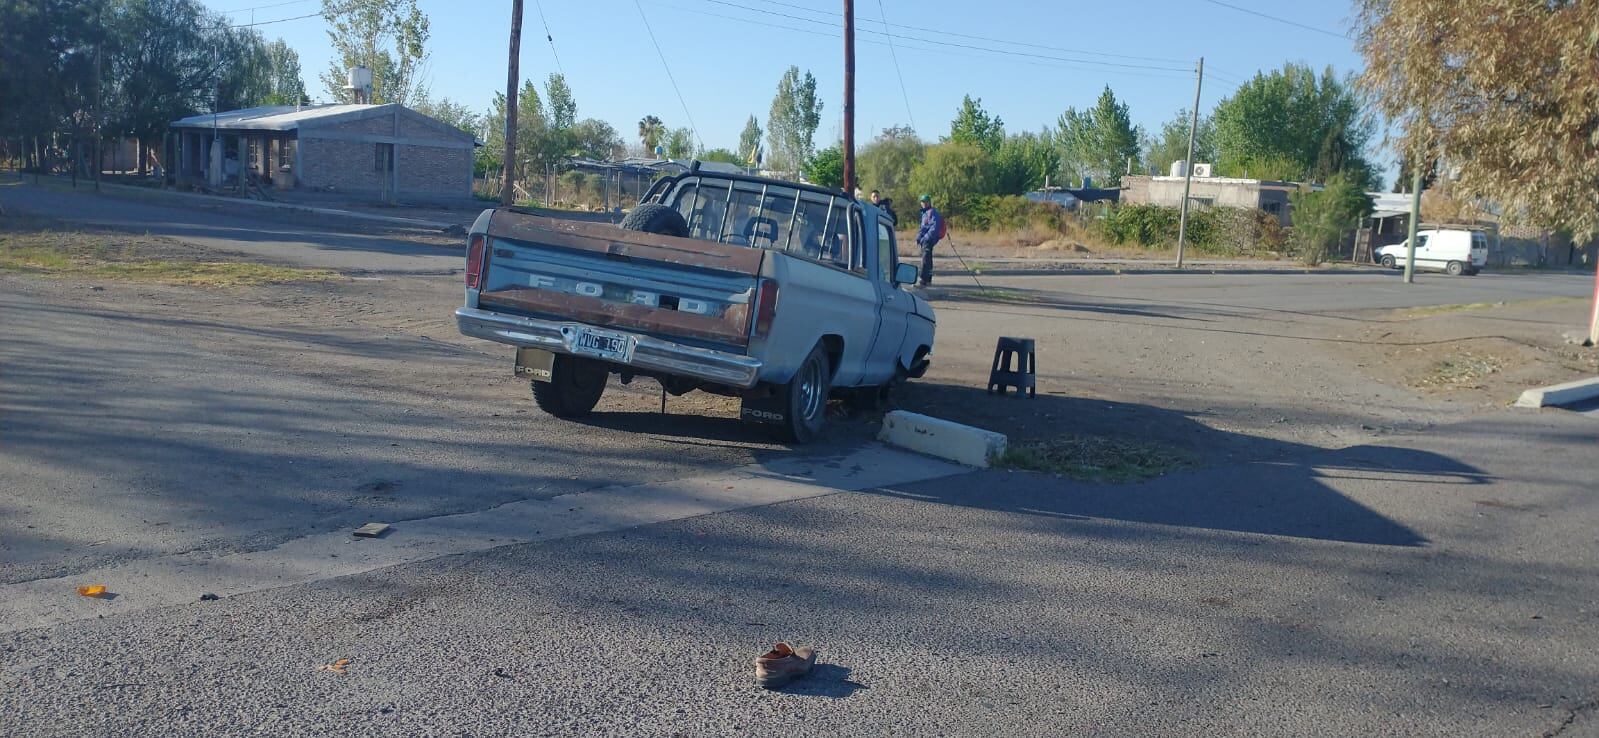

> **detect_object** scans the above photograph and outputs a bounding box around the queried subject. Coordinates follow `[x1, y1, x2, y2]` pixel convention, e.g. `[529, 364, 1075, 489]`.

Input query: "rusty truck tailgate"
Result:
[476, 212, 765, 348]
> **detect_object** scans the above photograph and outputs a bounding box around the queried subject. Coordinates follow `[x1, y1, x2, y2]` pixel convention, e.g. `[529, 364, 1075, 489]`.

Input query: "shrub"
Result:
[1289, 173, 1374, 265]
[909, 143, 993, 216]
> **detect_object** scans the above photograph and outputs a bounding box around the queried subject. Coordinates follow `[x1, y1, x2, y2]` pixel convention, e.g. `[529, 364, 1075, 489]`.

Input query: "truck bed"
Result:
[476, 212, 765, 349]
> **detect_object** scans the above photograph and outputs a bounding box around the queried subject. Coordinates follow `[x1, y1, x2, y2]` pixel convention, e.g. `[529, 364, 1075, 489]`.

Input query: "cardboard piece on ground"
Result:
[352, 522, 392, 538]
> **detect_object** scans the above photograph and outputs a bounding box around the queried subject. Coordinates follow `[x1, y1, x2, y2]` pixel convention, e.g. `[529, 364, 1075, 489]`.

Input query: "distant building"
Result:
[168, 103, 477, 202]
[1120, 172, 1300, 225]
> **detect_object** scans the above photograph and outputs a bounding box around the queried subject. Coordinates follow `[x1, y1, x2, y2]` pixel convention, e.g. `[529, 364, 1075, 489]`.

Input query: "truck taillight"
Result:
[752, 279, 779, 339]
[465, 233, 486, 289]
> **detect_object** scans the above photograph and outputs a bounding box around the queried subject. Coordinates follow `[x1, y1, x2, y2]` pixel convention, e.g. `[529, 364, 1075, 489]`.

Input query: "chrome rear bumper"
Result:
[455, 307, 762, 388]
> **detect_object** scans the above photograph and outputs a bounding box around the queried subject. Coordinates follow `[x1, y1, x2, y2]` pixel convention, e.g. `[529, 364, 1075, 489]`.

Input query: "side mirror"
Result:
[893, 262, 919, 285]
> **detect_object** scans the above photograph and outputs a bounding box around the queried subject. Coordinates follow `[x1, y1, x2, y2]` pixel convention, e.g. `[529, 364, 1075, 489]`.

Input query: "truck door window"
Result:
[876, 220, 896, 282]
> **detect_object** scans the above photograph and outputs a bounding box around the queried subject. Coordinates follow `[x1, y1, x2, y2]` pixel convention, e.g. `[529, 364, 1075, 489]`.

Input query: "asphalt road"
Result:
[3, 183, 1597, 736]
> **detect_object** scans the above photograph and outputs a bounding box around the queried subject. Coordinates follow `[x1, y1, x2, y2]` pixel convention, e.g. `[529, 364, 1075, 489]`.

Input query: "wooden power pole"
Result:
[841, 0, 855, 195]
[501, 0, 524, 207]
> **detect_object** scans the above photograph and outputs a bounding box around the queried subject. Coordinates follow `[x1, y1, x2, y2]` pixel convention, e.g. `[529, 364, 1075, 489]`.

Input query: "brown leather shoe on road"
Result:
[754, 642, 818, 689]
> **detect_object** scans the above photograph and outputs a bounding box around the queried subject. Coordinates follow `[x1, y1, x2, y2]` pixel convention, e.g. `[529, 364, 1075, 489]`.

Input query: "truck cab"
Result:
[454, 164, 935, 442]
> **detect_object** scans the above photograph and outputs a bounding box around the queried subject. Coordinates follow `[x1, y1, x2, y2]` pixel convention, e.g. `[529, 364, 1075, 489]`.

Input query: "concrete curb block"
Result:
[1514, 377, 1599, 408]
[877, 411, 1008, 468]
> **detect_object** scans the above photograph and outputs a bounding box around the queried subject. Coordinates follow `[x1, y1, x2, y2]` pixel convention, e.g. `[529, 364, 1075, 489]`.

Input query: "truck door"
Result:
[865, 218, 911, 384]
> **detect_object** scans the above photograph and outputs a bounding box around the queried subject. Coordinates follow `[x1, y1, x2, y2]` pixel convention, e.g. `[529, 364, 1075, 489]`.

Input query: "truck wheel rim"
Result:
[797, 359, 823, 421]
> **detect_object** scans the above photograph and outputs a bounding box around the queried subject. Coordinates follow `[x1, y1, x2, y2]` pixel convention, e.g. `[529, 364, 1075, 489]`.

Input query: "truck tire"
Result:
[531, 355, 607, 418]
[774, 344, 831, 443]
[620, 202, 689, 237]
[1446, 260, 1465, 276]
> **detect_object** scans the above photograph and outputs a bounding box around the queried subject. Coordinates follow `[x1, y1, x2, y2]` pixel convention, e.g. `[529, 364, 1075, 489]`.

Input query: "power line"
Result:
[873, 0, 914, 131]
[651, 1, 1196, 81]
[702, 0, 1191, 72]
[532, 0, 564, 76]
[633, 0, 703, 152]
[216, 0, 315, 13]
[229, 11, 320, 27]
[737, 0, 1191, 64]
[1198, 0, 1349, 39]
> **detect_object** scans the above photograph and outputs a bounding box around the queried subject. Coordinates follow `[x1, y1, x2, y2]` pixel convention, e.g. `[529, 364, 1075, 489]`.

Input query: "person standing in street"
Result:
[914, 194, 943, 287]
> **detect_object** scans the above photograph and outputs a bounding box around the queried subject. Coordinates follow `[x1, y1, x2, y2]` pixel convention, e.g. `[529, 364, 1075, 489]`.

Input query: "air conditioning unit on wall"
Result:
[1192, 163, 1213, 178]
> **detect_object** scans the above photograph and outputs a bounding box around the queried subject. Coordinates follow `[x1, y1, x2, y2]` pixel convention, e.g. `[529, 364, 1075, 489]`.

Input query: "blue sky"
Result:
[212, 0, 1374, 171]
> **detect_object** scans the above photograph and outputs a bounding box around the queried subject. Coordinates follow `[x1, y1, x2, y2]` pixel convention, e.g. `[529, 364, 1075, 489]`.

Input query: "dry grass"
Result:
[1401, 296, 1581, 318]
[1409, 351, 1505, 390]
[0, 219, 339, 287]
[998, 434, 1195, 483]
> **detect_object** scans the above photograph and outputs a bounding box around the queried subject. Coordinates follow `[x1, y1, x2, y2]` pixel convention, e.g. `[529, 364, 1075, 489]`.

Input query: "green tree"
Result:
[804, 145, 844, 189]
[1055, 86, 1141, 187]
[412, 96, 479, 134]
[569, 118, 623, 160]
[1356, 0, 1596, 237]
[319, 0, 430, 105]
[737, 114, 762, 165]
[767, 65, 822, 171]
[637, 114, 665, 153]
[665, 127, 694, 159]
[857, 126, 925, 213]
[698, 148, 743, 165]
[544, 72, 575, 131]
[1143, 108, 1215, 177]
[946, 95, 1004, 154]
[1, 0, 102, 171]
[992, 131, 1060, 195]
[909, 142, 993, 215]
[1211, 63, 1374, 186]
[261, 39, 308, 105]
[1289, 173, 1374, 265]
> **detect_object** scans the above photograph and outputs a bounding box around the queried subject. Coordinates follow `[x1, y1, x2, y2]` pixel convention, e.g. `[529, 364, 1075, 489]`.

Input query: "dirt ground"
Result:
[5, 213, 1593, 486]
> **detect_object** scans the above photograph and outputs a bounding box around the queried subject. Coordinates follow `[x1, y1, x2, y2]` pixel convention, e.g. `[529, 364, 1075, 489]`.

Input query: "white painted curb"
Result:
[878, 411, 1008, 468]
[1514, 376, 1599, 408]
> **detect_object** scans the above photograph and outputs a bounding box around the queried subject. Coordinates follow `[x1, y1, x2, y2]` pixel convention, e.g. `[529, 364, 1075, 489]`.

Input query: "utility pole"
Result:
[841, 0, 855, 195]
[1175, 57, 1203, 269]
[1588, 253, 1599, 346]
[1403, 167, 1422, 283]
[501, 0, 524, 206]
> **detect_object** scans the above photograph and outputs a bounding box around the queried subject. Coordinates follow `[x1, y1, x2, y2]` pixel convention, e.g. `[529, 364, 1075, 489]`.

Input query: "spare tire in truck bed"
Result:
[620, 202, 690, 237]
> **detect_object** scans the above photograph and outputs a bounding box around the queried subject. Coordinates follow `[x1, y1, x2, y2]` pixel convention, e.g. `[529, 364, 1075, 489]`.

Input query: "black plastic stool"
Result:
[988, 336, 1036, 398]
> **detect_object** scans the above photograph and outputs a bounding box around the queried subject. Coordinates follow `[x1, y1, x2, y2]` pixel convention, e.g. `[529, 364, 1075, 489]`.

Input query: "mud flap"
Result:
[740, 392, 788, 425]
[514, 347, 555, 382]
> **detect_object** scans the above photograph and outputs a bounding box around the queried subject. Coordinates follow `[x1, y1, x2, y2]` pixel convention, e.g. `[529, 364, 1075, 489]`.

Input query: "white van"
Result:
[1375, 229, 1489, 276]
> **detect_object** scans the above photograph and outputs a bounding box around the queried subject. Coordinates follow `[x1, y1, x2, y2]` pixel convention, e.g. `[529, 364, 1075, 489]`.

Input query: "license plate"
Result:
[571, 327, 631, 362]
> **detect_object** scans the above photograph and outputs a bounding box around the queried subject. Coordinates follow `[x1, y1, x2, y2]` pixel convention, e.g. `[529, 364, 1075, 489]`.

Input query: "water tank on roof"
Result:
[346, 66, 373, 91]
[1170, 160, 1187, 177]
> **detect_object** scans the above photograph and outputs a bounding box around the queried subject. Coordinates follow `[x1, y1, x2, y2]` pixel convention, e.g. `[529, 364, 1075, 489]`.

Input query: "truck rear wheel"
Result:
[620, 202, 689, 237]
[774, 344, 831, 443]
[531, 355, 608, 418]
[1446, 260, 1465, 276]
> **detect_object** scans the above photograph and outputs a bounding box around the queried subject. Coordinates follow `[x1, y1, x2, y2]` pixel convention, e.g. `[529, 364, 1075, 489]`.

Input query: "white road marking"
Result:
[0, 444, 965, 633]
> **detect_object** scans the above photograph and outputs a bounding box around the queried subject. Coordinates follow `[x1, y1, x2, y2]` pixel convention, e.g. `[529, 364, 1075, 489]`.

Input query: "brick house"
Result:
[168, 103, 476, 202]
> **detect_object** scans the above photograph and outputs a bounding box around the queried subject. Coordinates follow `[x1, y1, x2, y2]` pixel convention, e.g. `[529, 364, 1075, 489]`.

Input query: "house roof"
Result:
[170, 103, 478, 144]
[171, 104, 382, 131]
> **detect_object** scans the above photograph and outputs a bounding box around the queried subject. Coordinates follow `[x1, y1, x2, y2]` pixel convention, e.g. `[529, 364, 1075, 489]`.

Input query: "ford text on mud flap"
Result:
[455, 164, 936, 443]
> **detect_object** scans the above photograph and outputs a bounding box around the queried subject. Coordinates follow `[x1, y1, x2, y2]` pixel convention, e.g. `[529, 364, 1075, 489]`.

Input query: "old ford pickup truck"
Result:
[454, 163, 935, 442]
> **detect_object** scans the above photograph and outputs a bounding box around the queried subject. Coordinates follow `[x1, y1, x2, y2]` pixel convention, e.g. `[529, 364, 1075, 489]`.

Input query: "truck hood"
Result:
[909, 291, 935, 321]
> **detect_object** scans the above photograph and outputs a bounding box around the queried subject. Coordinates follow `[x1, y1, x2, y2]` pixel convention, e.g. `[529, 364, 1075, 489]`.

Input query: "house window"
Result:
[1263, 202, 1282, 214]
[374, 143, 393, 173]
[278, 140, 293, 169]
